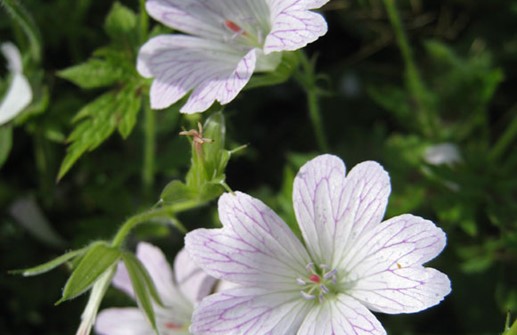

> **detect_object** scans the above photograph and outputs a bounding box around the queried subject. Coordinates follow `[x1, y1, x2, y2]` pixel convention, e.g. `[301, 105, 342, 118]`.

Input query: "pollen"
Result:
[224, 20, 243, 34]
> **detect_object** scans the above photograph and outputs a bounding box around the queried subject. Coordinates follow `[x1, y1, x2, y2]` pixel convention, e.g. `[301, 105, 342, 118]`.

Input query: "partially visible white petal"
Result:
[0, 73, 32, 125]
[95, 308, 154, 335]
[298, 294, 386, 335]
[1, 42, 23, 73]
[185, 192, 310, 289]
[347, 214, 451, 314]
[111, 260, 135, 299]
[137, 35, 255, 113]
[135, 242, 179, 304]
[264, 0, 328, 53]
[190, 287, 311, 335]
[293, 155, 391, 268]
[174, 248, 217, 304]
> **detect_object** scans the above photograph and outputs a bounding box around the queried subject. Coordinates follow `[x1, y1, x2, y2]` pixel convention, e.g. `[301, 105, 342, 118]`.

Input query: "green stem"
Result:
[142, 102, 155, 198]
[1, 0, 42, 63]
[490, 112, 517, 162]
[138, 0, 148, 43]
[111, 200, 202, 248]
[382, 0, 435, 137]
[297, 52, 329, 152]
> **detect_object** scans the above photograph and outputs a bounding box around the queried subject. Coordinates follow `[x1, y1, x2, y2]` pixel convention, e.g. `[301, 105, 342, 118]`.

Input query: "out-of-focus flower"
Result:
[137, 0, 330, 113]
[95, 243, 217, 335]
[0, 42, 32, 125]
[186, 154, 451, 334]
[424, 143, 462, 166]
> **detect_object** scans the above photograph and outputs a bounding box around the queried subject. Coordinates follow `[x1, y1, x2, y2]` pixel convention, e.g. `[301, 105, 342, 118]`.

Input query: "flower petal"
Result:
[137, 35, 255, 113]
[298, 294, 386, 335]
[264, 0, 329, 53]
[174, 248, 217, 304]
[190, 287, 311, 335]
[293, 155, 391, 267]
[347, 214, 451, 313]
[135, 242, 178, 303]
[185, 191, 310, 289]
[95, 308, 154, 335]
[112, 242, 177, 303]
[146, 0, 271, 43]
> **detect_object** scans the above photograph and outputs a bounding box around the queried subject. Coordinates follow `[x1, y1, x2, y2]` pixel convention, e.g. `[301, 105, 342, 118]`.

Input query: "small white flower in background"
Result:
[0, 42, 32, 125]
[424, 143, 462, 166]
[186, 154, 451, 335]
[137, 0, 330, 114]
[95, 243, 217, 335]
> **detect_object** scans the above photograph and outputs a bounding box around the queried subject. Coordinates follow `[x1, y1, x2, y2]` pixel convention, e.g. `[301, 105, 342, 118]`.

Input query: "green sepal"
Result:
[202, 112, 227, 180]
[160, 180, 197, 205]
[245, 51, 300, 90]
[9, 247, 87, 277]
[121, 252, 162, 333]
[504, 320, 517, 335]
[57, 243, 121, 304]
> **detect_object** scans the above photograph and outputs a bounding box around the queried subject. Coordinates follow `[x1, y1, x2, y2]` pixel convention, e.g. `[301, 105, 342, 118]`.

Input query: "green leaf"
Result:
[57, 84, 141, 179]
[58, 59, 126, 89]
[58, 243, 121, 303]
[0, 126, 13, 168]
[121, 252, 160, 333]
[104, 2, 137, 40]
[9, 247, 87, 277]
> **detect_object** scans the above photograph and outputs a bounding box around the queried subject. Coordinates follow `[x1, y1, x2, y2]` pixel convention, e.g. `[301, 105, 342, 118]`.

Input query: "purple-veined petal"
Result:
[292, 154, 346, 266]
[346, 214, 451, 313]
[146, 0, 271, 43]
[137, 35, 255, 113]
[185, 192, 310, 289]
[293, 155, 391, 268]
[264, 0, 328, 53]
[174, 248, 217, 304]
[298, 294, 386, 335]
[190, 287, 311, 335]
[95, 308, 154, 335]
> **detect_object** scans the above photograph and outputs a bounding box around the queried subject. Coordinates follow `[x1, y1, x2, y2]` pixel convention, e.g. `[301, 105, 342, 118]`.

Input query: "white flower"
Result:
[424, 143, 462, 166]
[185, 154, 451, 335]
[0, 42, 32, 125]
[137, 0, 330, 114]
[95, 243, 217, 335]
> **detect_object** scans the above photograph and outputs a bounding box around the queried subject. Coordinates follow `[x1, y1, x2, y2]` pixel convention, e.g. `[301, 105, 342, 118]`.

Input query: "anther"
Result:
[301, 291, 316, 300]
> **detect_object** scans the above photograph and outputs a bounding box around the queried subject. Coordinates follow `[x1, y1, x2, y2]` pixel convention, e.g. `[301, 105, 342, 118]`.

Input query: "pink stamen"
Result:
[309, 274, 321, 283]
[224, 20, 243, 34]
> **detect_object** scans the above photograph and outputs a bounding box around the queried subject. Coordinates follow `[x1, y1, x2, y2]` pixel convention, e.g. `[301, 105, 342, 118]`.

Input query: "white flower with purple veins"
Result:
[95, 243, 217, 335]
[137, 0, 330, 113]
[186, 154, 451, 334]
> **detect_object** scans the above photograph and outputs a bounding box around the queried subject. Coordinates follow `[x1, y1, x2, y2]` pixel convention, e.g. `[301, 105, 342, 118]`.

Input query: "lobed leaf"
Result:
[58, 59, 126, 89]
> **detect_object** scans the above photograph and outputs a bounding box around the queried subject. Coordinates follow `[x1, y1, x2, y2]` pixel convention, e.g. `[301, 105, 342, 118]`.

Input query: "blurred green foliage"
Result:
[1, 0, 516, 334]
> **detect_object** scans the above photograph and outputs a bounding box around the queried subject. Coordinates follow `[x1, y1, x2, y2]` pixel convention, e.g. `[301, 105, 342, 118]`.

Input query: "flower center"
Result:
[222, 18, 264, 48]
[297, 263, 338, 303]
